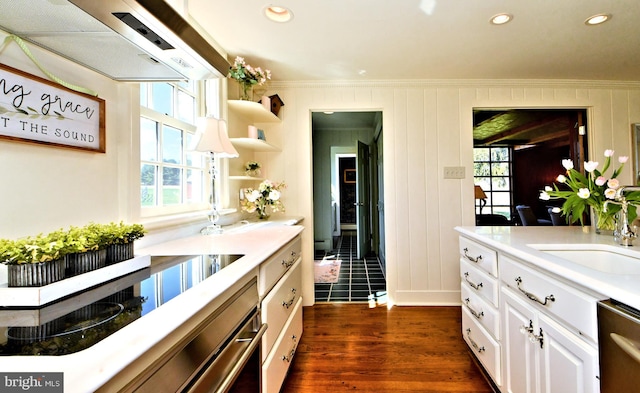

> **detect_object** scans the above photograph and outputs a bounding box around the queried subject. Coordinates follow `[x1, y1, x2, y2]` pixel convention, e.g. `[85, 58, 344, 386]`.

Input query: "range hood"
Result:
[0, 0, 229, 81]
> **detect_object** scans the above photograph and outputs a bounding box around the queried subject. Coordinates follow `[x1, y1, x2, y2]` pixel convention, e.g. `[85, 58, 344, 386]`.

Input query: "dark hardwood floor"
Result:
[280, 303, 493, 393]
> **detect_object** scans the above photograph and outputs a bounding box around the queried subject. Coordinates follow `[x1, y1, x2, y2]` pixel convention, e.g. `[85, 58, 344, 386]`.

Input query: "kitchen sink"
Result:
[529, 244, 640, 275]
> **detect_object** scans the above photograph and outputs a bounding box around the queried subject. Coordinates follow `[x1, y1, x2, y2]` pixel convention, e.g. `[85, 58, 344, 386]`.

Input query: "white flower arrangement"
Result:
[241, 180, 286, 219]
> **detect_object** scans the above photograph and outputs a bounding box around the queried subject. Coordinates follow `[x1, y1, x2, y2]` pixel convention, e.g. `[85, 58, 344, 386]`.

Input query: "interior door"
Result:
[356, 140, 371, 259]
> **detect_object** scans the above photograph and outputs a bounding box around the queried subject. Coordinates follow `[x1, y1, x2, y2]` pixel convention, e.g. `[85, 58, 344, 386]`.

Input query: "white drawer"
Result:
[461, 306, 501, 386]
[500, 255, 599, 343]
[259, 236, 301, 296]
[460, 258, 499, 307]
[459, 236, 498, 277]
[262, 296, 303, 393]
[461, 283, 500, 339]
[261, 258, 302, 357]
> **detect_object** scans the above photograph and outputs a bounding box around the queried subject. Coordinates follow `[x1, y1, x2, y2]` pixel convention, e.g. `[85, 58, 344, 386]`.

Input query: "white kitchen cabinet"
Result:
[259, 235, 302, 393]
[502, 287, 537, 393]
[502, 287, 599, 393]
[458, 234, 601, 393]
[459, 237, 502, 386]
[538, 313, 599, 393]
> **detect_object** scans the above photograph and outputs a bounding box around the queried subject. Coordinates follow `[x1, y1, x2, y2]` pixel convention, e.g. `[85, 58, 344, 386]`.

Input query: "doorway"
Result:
[311, 111, 386, 302]
[473, 108, 589, 226]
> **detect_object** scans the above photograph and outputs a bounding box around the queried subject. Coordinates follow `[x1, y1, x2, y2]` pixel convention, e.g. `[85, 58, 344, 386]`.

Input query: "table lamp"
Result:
[192, 117, 238, 234]
[474, 185, 488, 214]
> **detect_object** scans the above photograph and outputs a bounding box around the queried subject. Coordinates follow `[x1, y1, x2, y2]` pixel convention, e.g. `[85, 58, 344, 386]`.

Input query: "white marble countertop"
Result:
[455, 226, 640, 311]
[0, 221, 304, 393]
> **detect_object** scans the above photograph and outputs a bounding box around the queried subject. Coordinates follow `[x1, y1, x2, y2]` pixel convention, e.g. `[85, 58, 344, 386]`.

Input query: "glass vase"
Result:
[257, 207, 270, 220]
[239, 82, 253, 101]
[594, 210, 616, 235]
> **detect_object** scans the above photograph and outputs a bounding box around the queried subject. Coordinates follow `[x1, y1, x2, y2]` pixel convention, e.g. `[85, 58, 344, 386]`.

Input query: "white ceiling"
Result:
[190, 0, 640, 82]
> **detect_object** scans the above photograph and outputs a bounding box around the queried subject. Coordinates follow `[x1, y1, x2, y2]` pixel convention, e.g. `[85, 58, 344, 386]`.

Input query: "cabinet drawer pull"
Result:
[282, 288, 297, 309]
[463, 272, 483, 290]
[515, 276, 555, 306]
[465, 328, 485, 353]
[463, 247, 483, 263]
[281, 251, 297, 269]
[464, 298, 484, 319]
[529, 328, 544, 348]
[281, 335, 298, 363]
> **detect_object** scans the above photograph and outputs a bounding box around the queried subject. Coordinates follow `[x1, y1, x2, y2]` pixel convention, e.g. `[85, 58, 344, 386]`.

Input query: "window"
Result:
[474, 147, 513, 219]
[140, 81, 208, 216]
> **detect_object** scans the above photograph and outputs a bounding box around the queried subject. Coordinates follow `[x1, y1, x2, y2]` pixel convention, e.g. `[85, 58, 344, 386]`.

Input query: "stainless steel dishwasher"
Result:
[597, 299, 640, 393]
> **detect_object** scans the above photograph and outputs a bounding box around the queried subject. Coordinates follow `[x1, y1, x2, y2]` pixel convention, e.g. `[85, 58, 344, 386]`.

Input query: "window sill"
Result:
[140, 208, 237, 232]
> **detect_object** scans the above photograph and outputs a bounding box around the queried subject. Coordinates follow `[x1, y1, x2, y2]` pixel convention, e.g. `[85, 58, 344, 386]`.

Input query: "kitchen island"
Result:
[456, 225, 640, 393]
[456, 225, 640, 309]
[0, 222, 303, 393]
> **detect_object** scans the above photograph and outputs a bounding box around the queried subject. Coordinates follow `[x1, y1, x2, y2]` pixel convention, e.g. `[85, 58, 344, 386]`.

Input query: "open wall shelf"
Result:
[230, 138, 281, 152]
[228, 100, 280, 123]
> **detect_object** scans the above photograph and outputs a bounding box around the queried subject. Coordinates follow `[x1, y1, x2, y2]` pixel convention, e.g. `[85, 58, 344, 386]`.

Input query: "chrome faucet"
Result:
[605, 186, 640, 247]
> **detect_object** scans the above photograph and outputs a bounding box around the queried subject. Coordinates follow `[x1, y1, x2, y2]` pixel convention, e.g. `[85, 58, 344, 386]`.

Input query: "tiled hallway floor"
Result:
[314, 231, 386, 302]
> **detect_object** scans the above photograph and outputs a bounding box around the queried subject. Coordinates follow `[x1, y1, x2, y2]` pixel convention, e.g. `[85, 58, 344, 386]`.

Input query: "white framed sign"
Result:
[0, 63, 105, 153]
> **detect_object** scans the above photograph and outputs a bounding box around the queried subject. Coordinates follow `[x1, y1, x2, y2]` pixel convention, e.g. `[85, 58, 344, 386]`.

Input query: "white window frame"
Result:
[139, 81, 210, 219]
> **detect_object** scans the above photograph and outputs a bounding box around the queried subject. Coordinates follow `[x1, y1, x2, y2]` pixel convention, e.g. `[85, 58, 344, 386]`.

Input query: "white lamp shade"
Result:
[192, 117, 239, 158]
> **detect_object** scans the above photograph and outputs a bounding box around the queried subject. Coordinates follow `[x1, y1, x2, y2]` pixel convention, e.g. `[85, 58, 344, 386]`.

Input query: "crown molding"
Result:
[269, 79, 640, 90]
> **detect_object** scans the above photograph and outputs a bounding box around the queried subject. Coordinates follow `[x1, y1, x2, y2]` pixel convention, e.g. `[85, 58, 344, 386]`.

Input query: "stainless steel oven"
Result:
[597, 299, 640, 393]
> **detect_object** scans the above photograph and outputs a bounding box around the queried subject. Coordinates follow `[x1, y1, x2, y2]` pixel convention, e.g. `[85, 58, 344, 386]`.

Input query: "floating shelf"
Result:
[229, 175, 264, 181]
[228, 100, 280, 123]
[230, 138, 281, 152]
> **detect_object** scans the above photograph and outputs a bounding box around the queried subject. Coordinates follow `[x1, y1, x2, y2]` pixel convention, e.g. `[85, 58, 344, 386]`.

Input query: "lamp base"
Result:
[201, 224, 223, 235]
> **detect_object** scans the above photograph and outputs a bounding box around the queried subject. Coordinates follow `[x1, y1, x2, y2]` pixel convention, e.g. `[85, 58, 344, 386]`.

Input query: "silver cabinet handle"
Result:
[465, 328, 485, 353]
[281, 335, 298, 363]
[281, 251, 297, 268]
[515, 276, 555, 306]
[463, 272, 483, 290]
[464, 298, 484, 319]
[282, 288, 297, 309]
[611, 333, 640, 365]
[463, 247, 483, 263]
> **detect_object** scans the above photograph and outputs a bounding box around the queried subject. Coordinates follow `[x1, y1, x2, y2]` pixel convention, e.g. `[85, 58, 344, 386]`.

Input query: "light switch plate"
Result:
[443, 166, 465, 179]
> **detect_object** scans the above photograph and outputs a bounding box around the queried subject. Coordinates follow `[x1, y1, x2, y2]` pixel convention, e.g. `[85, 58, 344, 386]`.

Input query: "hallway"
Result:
[314, 231, 386, 302]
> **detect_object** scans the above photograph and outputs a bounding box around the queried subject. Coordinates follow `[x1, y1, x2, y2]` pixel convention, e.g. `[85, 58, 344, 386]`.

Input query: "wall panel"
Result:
[270, 80, 640, 306]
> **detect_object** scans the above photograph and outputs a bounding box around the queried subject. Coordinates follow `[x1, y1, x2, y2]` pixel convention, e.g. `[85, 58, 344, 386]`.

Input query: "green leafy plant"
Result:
[245, 161, 261, 171]
[103, 221, 146, 245]
[1, 233, 67, 265]
[0, 222, 145, 265]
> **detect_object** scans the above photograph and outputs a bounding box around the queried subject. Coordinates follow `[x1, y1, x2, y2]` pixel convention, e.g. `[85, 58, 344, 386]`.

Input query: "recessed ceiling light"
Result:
[490, 13, 513, 25]
[264, 5, 293, 23]
[324, 111, 334, 115]
[585, 13, 611, 25]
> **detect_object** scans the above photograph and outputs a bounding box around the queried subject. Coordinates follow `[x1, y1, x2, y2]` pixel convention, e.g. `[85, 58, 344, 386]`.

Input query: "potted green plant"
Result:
[104, 222, 146, 265]
[244, 161, 261, 177]
[0, 233, 67, 287]
[64, 223, 110, 276]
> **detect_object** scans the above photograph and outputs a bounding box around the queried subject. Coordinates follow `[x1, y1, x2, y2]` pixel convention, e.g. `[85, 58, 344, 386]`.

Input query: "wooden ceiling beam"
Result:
[482, 115, 571, 145]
